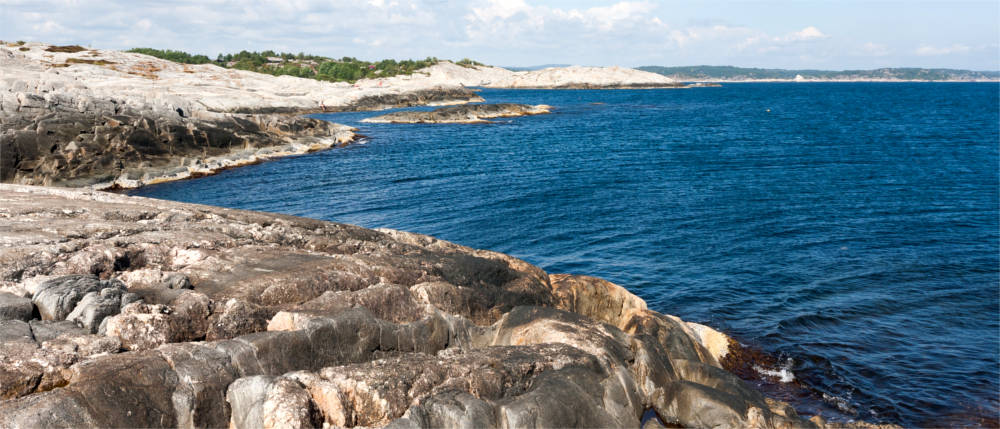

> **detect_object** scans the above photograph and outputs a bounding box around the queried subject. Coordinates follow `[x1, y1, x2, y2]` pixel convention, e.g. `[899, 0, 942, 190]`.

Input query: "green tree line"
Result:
[127, 48, 482, 83]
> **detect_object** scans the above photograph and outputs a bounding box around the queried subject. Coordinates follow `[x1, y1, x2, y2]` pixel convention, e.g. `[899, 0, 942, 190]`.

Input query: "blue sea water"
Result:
[130, 83, 1000, 427]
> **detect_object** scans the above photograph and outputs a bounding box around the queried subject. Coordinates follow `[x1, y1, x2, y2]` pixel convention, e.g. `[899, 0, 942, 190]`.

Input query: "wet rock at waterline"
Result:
[0, 185, 890, 428]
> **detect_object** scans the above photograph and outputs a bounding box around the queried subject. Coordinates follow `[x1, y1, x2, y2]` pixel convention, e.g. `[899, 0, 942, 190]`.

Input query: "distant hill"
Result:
[503, 64, 572, 71]
[637, 65, 1000, 82]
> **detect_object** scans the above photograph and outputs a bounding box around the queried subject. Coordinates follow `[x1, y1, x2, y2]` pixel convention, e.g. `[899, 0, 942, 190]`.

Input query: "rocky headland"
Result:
[362, 103, 551, 124]
[0, 44, 487, 190]
[0, 43, 686, 190]
[0, 184, 865, 429]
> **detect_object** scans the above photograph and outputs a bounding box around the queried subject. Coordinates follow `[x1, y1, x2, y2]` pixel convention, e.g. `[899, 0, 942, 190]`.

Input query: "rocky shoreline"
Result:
[0, 44, 898, 428]
[0, 184, 857, 429]
[0, 44, 487, 190]
[362, 103, 551, 124]
[0, 43, 684, 190]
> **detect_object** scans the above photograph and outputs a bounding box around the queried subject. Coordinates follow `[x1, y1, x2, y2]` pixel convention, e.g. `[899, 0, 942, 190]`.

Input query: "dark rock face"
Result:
[338, 87, 485, 112]
[363, 102, 549, 123]
[0, 75, 483, 190]
[0, 102, 354, 188]
[0, 185, 869, 428]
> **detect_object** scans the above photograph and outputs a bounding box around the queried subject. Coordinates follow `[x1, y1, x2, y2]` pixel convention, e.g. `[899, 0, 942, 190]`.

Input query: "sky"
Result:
[1, 0, 997, 70]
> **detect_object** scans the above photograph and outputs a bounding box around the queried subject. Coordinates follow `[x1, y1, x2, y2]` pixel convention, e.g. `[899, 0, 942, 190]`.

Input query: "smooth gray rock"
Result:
[658, 381, 750, 429]
[65, 289, 123, 333]
[31, 275, 124, 321]
[0, 292, 33, 321]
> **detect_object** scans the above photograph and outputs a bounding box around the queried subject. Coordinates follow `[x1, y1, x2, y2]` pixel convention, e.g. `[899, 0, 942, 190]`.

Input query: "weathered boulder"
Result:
[65, 288, 124, 333]
[31, 275, 124, 322]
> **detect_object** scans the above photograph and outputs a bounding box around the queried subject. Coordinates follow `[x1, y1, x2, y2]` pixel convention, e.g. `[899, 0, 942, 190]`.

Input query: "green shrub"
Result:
[127, 48, 212, 64]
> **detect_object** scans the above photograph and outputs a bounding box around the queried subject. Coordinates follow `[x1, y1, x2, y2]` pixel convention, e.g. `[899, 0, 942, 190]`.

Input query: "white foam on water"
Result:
[753, 357, 796, 383]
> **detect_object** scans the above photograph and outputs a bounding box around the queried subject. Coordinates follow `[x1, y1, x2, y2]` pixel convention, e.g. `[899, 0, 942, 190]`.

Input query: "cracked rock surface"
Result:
[0, 184, 849, 428]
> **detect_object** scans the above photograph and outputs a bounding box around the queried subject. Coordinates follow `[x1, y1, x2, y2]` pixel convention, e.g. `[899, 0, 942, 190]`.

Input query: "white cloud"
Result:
[470, 0, 532, 22]
[465, 0, 663, 42]
[783, 26, 827, 42]
[0, 1, 994, 69]
[557, 2, 658, 32]
[915, 44, 971, 56]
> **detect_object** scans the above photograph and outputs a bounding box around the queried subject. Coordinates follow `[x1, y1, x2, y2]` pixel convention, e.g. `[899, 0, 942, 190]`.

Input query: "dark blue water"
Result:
[131, 83, 1000, 427]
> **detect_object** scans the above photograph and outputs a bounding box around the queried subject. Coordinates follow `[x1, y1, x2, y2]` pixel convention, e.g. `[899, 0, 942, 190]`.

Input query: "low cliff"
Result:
[362, 103, 551, 124]
[0, 184, 839, 429]
[0, 44, 483, 189]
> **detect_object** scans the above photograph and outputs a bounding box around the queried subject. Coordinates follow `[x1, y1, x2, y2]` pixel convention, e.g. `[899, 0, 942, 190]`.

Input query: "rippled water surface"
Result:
[131, 83, 999, 427]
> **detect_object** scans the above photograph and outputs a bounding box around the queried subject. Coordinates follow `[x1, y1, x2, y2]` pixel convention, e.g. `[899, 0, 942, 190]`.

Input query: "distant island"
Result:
[637, 65, 1000, 82]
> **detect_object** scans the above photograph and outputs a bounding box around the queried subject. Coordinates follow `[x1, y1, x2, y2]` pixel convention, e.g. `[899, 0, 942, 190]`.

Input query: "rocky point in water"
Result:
[362, 103, 552, 124]
[0, 184, 863, 429]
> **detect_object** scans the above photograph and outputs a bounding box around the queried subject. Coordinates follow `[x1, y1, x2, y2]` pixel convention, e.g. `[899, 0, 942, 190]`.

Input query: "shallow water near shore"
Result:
[131, 83, 999, 427]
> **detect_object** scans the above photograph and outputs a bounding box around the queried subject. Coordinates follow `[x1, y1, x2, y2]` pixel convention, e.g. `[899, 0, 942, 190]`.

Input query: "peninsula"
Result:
[1, 42, 676, 190]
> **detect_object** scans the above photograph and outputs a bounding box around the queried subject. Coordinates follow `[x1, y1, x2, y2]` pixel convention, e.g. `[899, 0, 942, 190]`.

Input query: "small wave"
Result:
[753, 357, 796, 383]
[822, 393, 858, 415]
